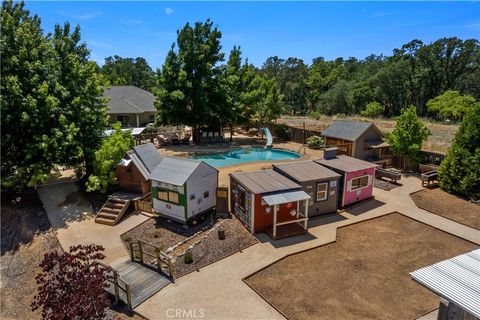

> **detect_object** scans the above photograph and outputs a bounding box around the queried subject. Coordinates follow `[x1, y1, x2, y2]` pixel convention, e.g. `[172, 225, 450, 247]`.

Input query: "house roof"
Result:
[262, 190, 311, 206]
[322, 120, 380, 141]
[410, 249, 480, 318]
[230, 169, 301, 194]
[126, 143, 163, 180]
[104, 86, 156, 114]
[273, 160, 341, 182]
[149, 157, 205, 186]
[315, 155, 378, 173]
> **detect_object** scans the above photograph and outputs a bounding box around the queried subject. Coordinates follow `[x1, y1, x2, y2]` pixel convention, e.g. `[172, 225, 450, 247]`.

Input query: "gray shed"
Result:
[273, 160, 341, 217]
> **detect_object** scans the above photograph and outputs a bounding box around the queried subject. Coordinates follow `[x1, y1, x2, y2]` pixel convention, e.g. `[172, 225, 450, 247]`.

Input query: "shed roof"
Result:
[315, 155, 378, 173]
[149, 157, 207, 186]
[126, 143, 163, 179]
[263, 190, 311, 206]
[410, 249, 480, 318]
[322, 120, 380, 141]
[230, 169, 301, 194]
[104, 86, 156, 114]
[273, 160, 340, 182]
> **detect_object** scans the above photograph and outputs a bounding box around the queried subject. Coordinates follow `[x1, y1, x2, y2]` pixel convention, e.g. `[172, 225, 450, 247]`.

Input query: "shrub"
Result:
[361, 102, 384, 117]
[307, 110, 322, 120]
[183, 252, 194, 264]
[273, 124, 291, 141]
[306, 135, 324, 149]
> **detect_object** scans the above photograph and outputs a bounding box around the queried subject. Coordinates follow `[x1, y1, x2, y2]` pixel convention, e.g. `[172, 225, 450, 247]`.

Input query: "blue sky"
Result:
[26, 1, 480, 69]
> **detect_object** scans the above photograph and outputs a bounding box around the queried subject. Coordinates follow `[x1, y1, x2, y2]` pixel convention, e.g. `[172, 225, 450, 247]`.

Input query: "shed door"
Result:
[216, 187, 229, 214]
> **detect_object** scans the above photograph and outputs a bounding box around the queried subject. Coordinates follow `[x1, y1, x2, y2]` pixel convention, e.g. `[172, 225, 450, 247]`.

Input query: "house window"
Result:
[148, 114, 155, 122]
[351, 176, 369, 190]
[316, 182, 328, 201]
[238, 189, 246, 210]
[117, 115, 130, 126]
[203, 191, 209, 199]
[158, 190, 169, 201]
[168, 191, 179, 204]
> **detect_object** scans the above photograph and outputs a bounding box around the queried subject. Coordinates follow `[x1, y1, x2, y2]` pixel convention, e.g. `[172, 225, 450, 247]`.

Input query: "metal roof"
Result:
[262, 190, 311, 206]
[273, 160, 341, 182]
[410, 249, 480, 318]
[365, 140, 390, 149]
[104, 127, 145, 136]
[104, 86, 156, 114]
[315, 155, 378, 173]
[127, 143, 163, 179]
[230, 169, 301, 194]
[149, 157, 204, 186]
[322, 120, 378, 141]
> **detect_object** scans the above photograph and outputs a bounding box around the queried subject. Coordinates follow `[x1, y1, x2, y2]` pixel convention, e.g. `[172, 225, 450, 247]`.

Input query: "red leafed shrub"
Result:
[31, 244, 112, 319]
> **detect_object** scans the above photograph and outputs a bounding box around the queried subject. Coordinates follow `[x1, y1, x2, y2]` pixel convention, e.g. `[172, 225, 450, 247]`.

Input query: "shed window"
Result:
[351, 176, 369, 190]
[238, 189, 246, 210]
[316, 183, 328, 201]
[203, 191, 209, 199]
[158, 190, 169, 201]
[168, 191, 179, 204]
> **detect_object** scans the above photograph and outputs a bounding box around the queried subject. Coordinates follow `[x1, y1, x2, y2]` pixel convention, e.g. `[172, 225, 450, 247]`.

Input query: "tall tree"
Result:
[101, 55, 156, 91]
[387, 105, 431, 167]
[438, 104, 480, 198]
[427, 90, 477, 121]
[155, 19, 224, 143]
[243, 75, 283, 126]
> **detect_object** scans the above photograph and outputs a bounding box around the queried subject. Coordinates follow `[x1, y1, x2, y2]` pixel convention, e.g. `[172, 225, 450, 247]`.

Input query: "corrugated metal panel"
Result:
[262, 190, 311, 206]
[273, 160, 341, 182]
[410, 249, 480, 318]
[149, 157, 202, 186]
[133, 143, 163, 173]
[230, 170, 301, 194]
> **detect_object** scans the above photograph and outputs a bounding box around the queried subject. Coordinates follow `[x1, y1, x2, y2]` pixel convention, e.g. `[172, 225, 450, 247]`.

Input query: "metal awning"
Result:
[365, 140, 390, 148]
[410, 249, 480, 318]
[262, 190, 311, 206]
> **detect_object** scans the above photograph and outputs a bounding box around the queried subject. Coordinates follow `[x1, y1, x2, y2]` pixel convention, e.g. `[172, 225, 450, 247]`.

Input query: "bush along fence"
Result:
[268, 123, 323, 144]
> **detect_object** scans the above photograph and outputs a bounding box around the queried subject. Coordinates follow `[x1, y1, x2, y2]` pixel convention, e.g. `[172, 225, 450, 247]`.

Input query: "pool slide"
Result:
[262, 127, 273, 148]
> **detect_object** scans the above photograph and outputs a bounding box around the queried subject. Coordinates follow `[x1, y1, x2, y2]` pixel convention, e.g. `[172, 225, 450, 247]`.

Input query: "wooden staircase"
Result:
[95, 198, 131, 226]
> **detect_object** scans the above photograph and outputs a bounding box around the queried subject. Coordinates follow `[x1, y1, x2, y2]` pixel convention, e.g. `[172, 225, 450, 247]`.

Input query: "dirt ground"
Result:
[0, 190, 144, 320]
[411, 188, 480, 230]
[278, 115, 459, 153]
[245, 213, 477, 320]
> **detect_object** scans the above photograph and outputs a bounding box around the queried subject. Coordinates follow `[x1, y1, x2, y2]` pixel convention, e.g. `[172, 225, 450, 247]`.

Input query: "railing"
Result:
[95, 261, 132, 308]
[128, 239, 174, 279]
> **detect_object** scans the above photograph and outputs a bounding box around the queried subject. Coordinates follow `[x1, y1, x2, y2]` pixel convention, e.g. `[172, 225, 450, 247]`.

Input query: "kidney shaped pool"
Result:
[191, 147, 302, 168]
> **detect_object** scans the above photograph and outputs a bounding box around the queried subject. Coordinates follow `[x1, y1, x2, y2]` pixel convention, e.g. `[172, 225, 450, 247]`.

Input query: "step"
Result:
[98, 212, 118, 220]
[102, 207, 122, 214]
[106, 202, 125, 209]
[109, 198, 129, 204]
[94, 217, 115, 226]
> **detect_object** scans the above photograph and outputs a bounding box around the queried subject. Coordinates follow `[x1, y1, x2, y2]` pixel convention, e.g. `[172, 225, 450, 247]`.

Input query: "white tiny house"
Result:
[149, 157, 218, 223]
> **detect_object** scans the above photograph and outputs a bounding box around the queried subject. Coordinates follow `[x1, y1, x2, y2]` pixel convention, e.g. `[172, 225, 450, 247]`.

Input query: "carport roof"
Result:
[262, 190, 311, 206]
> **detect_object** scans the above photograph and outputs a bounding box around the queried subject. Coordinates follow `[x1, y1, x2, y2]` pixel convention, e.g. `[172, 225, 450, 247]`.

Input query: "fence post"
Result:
[129, 242, 134, 261]
[155, 248, 161, 270]
[113, 271, 120, 304]
[126, 283, 132, 309]
[138, 240, 143, 263]
[168, 257, 174, 279]
[303, 122, 306, 144]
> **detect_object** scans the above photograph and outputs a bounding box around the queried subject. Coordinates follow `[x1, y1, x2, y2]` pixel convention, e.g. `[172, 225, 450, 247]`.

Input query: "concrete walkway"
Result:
[37, 182, 148, 264]
[135, 176, 480, 320]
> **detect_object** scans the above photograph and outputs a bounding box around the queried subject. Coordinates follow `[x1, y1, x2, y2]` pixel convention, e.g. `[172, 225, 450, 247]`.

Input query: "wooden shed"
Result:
[273, 160, 341, 217]
[116, 143, 163, 195]
[230, 170, 311, 239]
[315, 148, 378, 208]
[322, 120, 389, 160]
[149, 157, 218, 224]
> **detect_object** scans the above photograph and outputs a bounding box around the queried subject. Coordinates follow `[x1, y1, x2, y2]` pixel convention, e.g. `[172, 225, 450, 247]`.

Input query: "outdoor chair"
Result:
[208, 132, 213, 144]
[202, 131, 208, 144]
[214, 132, 219, 143]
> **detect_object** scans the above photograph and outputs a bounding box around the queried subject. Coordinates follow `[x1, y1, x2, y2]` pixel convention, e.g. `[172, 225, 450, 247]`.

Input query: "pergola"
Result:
[262, 190, 311, 239]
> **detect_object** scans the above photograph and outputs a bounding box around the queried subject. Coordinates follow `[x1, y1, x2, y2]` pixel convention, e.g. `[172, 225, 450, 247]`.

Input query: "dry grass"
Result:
[278, 115, 459, 153]
[245, 213, 476, 320]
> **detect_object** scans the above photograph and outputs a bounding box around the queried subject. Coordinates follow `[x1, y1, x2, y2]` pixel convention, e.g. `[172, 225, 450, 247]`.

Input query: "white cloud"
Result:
[165, 8, 174, 15]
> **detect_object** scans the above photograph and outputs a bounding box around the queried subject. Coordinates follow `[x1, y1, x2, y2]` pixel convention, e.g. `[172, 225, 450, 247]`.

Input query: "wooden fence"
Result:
[268, 123, 322, 144]
[95, 261, 132, 308]
[386, 150, 446, 172]
[128, 239, 174, 279]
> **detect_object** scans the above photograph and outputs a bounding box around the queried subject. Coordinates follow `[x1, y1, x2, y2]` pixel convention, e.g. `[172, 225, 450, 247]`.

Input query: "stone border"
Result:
[242, 211, 478, 320]
[410, 189, 480, 231]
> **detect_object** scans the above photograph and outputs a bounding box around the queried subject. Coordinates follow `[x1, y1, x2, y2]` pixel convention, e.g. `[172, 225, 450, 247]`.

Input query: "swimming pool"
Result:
[191, 147, 302, 168]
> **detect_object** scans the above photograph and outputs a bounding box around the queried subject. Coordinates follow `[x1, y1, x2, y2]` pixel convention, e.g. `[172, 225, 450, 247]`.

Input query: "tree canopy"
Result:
[101, 55, 157, 91]
[427, 90, 478, 121]
[1, 1, 107, 188]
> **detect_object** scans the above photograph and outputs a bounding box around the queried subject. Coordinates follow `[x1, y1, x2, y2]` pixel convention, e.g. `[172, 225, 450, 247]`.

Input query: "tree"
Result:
[101, 55, 156, 91]
[31, 244, 111, 320]
[155, 19, 224, 143]
[427, 90, 477, 121]
[387, 105, 431, 167]
[438, 104, 480, 198]
[243, 75, 283, 126]
[1, 1, 107, 189]
[361, 101, 385, 117]
[86, 122, 134, 193]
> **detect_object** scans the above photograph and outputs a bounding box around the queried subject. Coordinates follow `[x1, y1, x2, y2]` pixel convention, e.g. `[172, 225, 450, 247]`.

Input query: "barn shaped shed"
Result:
[149, 157, 218, 223]
[315, 148, 378, 207]
[273, 160, 340, 217]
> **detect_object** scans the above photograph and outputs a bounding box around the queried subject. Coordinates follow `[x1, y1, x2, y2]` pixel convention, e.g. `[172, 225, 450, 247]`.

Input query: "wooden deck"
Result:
[107, 259, 171, 308]
[265, 223, 307, 240]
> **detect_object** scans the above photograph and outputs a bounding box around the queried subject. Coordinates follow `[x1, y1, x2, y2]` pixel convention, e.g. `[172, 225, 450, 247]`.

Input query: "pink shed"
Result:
[342, 167, 376, 207]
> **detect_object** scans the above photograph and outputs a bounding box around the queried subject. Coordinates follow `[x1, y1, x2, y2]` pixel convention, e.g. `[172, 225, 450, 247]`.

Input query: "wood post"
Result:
[126, 283, 132, 309]
[155, 248, 161, 270]
[168, 257, 174, 279]
[113, 271, 120, 304]
[129, 242, 134, 261]
[304, 199, 309, 230]
[137, 240, 143, 263]
[273, 205, 278, 238]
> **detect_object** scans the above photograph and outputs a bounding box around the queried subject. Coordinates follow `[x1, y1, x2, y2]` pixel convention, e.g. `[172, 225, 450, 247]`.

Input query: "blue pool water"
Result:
[191, 148, 301, 168]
